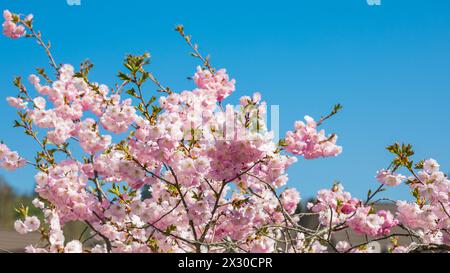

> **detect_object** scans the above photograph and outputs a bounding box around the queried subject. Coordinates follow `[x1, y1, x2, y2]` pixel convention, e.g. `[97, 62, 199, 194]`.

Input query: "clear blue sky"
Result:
[0, 0, 449, 201]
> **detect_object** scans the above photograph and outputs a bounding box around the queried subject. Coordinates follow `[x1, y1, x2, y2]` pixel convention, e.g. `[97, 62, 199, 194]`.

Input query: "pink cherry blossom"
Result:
[73, 118, 112, 154]
[193, 66, 236, 102]
[376, 169, 406, 186]
[347, 207, 385, 237]
[347, 207, 398, 237]
[1, 10, 30, 39]
[14, 216, 40, 234]
[25, 245, 48, 253]
[100, 96, 137, 134]
[2, 20, 25, 39]
[280, 188, 301, 214]
[3, 10, 450, 254]
[33, 97, 46, 109]
[308, 183, 361, 226]
[3, 10, 12, 21]
[335, 241, 351, 252]
[284, 116, 342, 159]
[64, 240, 83, 253]
[423, 158, 440, 173]
[24, 216, 41, 232]
[14, 219, 28, 234]
[0, 143, 26, 171]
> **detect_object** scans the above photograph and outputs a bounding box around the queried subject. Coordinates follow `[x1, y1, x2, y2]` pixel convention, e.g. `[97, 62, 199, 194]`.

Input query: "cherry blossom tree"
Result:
[2, 10, 450, 253]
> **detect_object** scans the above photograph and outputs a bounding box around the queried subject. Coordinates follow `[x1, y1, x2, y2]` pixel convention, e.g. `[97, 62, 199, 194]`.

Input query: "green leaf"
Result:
[118, 72, 131, 81]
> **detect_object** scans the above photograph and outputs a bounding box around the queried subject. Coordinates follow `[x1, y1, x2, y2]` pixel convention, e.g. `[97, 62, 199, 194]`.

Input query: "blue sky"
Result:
[0, 0, 449, 201]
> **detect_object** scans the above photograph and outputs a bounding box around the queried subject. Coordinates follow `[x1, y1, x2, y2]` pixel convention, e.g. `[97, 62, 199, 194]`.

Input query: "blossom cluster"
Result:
[394, 159, 450, 247]
[284, 116, 342, 159]
[193, 66, 236, 102]
[346, 206, 398, 237]
[307, 183, 360, 226]
[35, 160, 101, 223]
[2, 10, 449, 253]
[3, 58, 314, 252]
[14, 216, 40, 235]
[24, 208, 84, 253]
[376, 169, 406, 186]
[2, 10, 27, 39]
[307, 183, 398, 239]
[0, 143, 26, 170]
